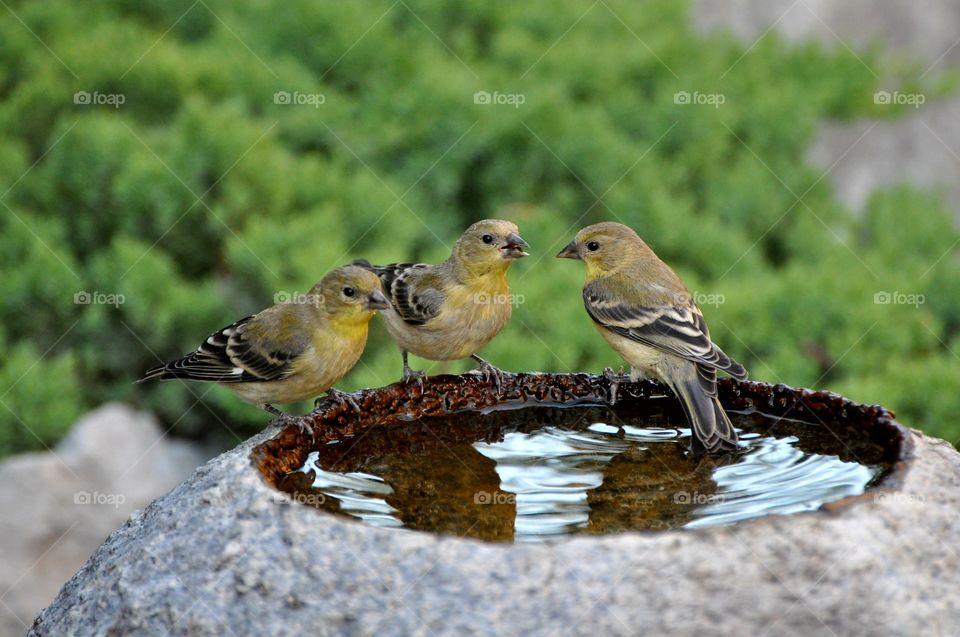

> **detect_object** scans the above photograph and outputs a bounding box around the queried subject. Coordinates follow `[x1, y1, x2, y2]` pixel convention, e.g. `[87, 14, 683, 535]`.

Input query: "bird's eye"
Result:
[481, 234, 494, 244]
[587, 241, 600, 252]
[342, 286, 356, 298]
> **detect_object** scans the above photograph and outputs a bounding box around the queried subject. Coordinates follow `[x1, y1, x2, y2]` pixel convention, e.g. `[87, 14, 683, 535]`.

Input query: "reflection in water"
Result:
[306, 463, 402, 528]
[294, 414, 885, 543]
[474, 427, 630, 542]
[685, 433, 876, 529]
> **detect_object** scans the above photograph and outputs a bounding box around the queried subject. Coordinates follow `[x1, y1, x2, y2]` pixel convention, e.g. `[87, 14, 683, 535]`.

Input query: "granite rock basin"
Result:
[30, 374, 960, 636]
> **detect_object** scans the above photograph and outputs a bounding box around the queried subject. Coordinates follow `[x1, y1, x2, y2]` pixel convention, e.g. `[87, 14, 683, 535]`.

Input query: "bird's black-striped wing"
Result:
[583, 280, 747, 394]
[139, 316, 294, 384]
[354, 260, 444, 326]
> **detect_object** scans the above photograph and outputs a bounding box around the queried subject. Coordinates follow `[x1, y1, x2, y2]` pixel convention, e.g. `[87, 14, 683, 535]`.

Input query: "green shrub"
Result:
[0, 0, 956, 453]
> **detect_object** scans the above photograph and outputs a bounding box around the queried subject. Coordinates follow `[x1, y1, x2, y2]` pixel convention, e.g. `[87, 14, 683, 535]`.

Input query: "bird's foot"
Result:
[602, 367, 628, 405]
[472, 356, 505, 393]
[320, 388, 362, 414]
[296, 418, 316, 440]
[603, 366, 628, 379]
[263, 404, 313, 439]
[263, 403, 294, 422]
[402, 366, 426, 390]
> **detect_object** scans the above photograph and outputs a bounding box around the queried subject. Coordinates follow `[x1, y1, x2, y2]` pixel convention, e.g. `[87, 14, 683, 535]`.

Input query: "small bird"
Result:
[557, 222, 747, 452]
[354, 219, 529, 386]
[138, 265, 391, 423]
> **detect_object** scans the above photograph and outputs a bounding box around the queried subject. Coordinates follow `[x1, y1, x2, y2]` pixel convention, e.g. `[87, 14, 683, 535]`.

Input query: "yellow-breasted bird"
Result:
[354, 219, 529, 386]
[557, 222, 747, 453]
[138, 265, 391, 422]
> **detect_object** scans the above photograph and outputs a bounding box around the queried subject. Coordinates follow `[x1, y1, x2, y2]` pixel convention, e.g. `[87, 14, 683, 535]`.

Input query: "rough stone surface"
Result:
[28, 421, 960, 636]
[0, 404, 207, 636]
[694, 0, 960, 218]
[694, 0, 960, 68]
[808, 99, 960, 213]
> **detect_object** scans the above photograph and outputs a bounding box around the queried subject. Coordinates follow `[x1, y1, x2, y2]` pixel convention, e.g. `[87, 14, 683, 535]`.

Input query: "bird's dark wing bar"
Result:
[223, 328, 295, 382]
[583, 280, 747, 382]
[352, 260, 418, 290]
[392, 273, 445, 326]
[140, 316, 293, 384]
[355, 261, 444, 326]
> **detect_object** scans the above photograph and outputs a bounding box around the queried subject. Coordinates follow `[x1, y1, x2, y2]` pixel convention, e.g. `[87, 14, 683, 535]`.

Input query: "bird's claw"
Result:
[603, 366, 628, 380]
[264, 404, 314, 440]
[327, 388, 362, 413]
[402, 366, 426, 390]
[476, 360, 505, 394]
[602, 366, 627, 405]
[296, 418, 316, 441]
[314, 388, 362, 414]
[277, 413, 299, 427]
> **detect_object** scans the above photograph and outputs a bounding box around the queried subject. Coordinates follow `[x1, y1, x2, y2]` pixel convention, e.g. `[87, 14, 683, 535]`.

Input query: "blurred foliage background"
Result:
[1, 0, 958, 455]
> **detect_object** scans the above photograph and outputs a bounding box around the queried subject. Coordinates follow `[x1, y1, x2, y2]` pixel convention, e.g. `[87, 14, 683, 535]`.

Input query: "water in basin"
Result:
[274, 402, 889, 542]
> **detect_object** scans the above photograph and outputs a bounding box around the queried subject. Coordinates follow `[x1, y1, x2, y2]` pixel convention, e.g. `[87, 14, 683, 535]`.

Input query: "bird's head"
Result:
[556, 222, 649, 279]
[312, 265, 391, 324]
[451, 219, 529, 276]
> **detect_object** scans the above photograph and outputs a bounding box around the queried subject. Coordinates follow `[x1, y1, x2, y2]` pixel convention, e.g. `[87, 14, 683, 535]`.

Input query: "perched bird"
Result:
[354, 219, 529, 386]
[557, 222, 747, 452]
[138, 265, 391, 423]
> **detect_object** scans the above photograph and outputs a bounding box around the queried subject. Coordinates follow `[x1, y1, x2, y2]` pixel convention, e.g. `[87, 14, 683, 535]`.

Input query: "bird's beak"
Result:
[500, 232, 530, 260]
[365, 289, 392, 311]
[556, 241, 581, 260]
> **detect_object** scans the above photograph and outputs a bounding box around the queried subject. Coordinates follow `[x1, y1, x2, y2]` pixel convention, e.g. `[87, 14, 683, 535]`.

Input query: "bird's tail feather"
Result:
[138, 361, 240, 384]
[136, 364, 172, 383]
[723, 358, 748, 381]
[672, 377, 739, 453]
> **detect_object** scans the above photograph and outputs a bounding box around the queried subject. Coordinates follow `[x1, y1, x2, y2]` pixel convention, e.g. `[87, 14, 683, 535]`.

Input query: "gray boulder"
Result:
[28, 425, 960, 636]
[0, 404, 207, 636]
[693, 0, 960, 218]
